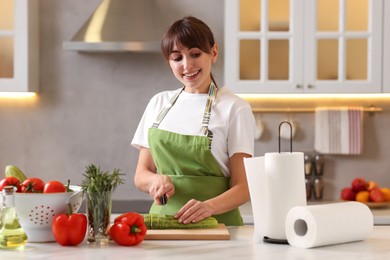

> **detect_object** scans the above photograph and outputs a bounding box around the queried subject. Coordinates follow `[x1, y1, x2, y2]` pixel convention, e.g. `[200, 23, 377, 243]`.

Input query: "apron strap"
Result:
[152, 82, 218, 149]
[152, 87, 184, 128]
[201, 82, 217, 149]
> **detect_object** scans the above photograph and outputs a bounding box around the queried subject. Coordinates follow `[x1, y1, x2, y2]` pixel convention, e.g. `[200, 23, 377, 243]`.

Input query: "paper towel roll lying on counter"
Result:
[285, 202, 373, 248]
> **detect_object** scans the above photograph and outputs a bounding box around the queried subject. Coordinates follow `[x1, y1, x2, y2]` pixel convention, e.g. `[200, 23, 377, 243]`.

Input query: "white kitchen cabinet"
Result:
[0, 0, 38, 92]
[384, 0, 390, 92]
[225, 0, 383, 94]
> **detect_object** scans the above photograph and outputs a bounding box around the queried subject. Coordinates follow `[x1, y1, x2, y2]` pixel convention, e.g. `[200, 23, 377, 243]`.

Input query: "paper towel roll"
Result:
[244, 152, 306, 242]
[264, 152, 306, 240]
[285, 202, 373, 248]
[243, 156, 266, 242]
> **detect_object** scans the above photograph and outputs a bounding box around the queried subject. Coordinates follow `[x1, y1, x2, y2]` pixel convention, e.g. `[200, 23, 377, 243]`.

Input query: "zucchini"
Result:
[143, 214, 218, 229]
[5, 165, 27, 182]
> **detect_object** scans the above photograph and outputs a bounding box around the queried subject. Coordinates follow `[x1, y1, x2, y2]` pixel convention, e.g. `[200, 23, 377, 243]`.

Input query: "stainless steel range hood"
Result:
[63, 0, 170, 53]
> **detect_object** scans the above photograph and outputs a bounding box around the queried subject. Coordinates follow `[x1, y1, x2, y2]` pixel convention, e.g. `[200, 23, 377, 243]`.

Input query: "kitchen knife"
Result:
[158, 194, 167, 219]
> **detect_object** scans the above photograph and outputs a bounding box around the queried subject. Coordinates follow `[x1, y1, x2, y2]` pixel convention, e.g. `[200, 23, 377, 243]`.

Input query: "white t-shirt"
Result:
[131, 86, 255, 177]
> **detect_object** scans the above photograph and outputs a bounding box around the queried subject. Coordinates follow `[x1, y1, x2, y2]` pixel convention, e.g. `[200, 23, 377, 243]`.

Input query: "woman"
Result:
[131, 16, 255, 226]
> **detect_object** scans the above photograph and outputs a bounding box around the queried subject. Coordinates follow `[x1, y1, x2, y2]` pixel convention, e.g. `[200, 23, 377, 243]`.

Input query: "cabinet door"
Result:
[0, 0, 15, 84]
[225, 0, 383, 94]
[304, 0, 382, 93]
[0, 0, 38, 92]
[384, 0, 390, 92]
[225, 0, 304, 94]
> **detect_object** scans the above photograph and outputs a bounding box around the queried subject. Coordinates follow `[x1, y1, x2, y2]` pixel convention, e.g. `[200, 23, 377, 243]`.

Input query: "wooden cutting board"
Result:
[145, 224, 230, 240]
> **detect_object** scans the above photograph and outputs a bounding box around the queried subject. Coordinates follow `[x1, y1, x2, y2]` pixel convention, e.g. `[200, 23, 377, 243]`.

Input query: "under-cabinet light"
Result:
[238, 93, 390, 100]
[0, 92, 37, 98]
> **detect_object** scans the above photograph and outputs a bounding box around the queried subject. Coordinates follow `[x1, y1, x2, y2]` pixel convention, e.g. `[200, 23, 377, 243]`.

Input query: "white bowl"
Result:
[14, 185, 83, 242]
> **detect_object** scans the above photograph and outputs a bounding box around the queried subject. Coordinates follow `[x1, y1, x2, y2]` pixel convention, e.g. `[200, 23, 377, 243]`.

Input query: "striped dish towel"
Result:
[314, 107, 363, 155]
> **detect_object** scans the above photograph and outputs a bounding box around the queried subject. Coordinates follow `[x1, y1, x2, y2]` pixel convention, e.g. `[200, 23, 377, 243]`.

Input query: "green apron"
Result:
[147, 83, 243, 226]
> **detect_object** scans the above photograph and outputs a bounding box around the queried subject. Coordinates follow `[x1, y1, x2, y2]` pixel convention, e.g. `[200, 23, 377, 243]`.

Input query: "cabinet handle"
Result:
[307, 84, 314, 89]
[296, 84, 303, 89]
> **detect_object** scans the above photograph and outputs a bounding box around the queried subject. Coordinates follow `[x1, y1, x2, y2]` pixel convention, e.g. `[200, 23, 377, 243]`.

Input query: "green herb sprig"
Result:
[81, 164, 125, 242]
[81, 164, 125, 193]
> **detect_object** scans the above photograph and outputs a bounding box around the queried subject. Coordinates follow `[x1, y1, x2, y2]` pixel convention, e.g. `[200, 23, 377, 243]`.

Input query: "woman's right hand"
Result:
[134, 147, 176, 205]
[148, 174, 175, 205]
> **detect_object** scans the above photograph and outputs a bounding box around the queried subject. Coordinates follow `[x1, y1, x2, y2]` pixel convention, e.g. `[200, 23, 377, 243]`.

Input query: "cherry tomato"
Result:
[0, 176, 22, 192]
[43, 180, 66, 193]
[21, 177, 45, 193]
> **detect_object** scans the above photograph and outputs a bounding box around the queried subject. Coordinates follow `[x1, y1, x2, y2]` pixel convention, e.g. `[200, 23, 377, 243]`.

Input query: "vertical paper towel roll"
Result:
[264, 152, 306, 240]
[285, 202, 373, 248]
[243, 156, 266, 242]
[244, 152, 306, 243]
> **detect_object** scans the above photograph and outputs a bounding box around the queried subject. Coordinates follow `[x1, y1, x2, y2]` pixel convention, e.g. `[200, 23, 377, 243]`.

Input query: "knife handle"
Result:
[159, 194, 167, 205]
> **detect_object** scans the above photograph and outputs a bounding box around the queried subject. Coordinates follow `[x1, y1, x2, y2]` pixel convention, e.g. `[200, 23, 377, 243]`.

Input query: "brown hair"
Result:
[161, 16, 218, 86]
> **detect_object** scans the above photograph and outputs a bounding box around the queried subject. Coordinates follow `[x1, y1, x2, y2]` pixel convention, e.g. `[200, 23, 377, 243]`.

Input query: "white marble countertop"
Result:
[2, 225, 390, 259]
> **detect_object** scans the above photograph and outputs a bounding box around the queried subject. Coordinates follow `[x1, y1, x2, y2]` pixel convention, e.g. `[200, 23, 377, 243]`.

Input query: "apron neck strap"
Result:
[152, 82, 218, 148]
[201, 82, 217, 140]
[152, 86, 184, 128]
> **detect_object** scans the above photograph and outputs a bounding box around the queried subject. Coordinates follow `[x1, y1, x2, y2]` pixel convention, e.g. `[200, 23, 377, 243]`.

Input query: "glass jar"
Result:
[0, 186, 27, 249]
[85, 190, 112, 245]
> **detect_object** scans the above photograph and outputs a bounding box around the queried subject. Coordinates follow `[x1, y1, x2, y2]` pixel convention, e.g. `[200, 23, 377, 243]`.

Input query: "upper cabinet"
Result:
[225, 0, 383, 94]
[0, 0, 38, 93]
[384, 0, 390, 92]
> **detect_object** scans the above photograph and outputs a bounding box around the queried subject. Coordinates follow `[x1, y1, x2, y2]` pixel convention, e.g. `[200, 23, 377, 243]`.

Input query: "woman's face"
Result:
[168, 43, 218, 94]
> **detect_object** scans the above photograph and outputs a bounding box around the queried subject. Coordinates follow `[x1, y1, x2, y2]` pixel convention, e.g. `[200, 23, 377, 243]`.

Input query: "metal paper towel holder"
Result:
[262, 121, 293, 245]
[278, 121, 293, 153]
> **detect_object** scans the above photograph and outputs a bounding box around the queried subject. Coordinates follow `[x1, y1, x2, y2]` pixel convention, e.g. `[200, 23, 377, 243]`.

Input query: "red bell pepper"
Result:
[51, 205, 87, 246]
[109, 212, 147, 246]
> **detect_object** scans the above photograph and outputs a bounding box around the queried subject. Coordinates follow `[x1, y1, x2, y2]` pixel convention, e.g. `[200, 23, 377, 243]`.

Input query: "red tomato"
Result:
[43, 181, 66, 193]
[52, 213, 87, 246]
[0, 177, 22, 192]
[21, 177, 45, 193]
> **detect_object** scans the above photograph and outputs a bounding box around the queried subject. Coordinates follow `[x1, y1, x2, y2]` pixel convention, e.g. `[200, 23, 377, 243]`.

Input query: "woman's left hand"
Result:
[174, 199, 215, 224]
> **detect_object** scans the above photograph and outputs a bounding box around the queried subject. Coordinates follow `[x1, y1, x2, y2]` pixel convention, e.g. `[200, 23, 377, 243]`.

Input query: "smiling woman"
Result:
[131, 16, 256, 227]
